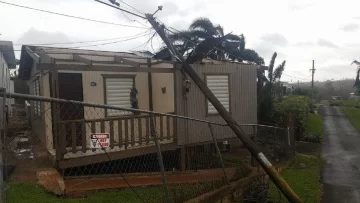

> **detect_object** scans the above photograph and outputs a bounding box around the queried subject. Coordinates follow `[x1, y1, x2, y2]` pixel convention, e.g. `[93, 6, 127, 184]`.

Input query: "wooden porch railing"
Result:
[56, 113, 177, 156]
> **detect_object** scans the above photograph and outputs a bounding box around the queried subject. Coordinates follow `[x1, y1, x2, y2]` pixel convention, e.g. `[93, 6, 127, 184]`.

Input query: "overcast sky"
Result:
[1, 0, 360, 82]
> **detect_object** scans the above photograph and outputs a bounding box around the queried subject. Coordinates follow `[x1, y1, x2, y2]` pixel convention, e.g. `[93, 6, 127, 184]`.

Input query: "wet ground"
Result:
[320, 106, 360, 203]
[5, 130, 38, 183]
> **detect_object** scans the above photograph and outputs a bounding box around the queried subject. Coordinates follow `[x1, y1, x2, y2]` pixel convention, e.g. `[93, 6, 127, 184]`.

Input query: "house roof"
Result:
[18, 46, 173, 80]
[201, 59, 268, 70]
[0, 41, 16, 69]
[18, 45, 264, 80]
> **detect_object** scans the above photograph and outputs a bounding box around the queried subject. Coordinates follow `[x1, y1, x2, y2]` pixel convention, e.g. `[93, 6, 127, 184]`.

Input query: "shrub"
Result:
[271, 96, 310, 140]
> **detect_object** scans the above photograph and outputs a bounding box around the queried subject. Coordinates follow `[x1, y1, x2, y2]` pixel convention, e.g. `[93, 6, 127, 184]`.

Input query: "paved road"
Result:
[320, 106, 360, 203]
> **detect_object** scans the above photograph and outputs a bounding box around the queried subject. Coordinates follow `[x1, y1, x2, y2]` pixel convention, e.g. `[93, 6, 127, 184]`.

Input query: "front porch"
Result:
[51, 113, 178, 169]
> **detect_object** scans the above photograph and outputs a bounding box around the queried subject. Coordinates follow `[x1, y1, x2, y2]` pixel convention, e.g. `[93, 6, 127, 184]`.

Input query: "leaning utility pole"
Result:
[310, 60, 316, 111]
[145, 14, 302, 203]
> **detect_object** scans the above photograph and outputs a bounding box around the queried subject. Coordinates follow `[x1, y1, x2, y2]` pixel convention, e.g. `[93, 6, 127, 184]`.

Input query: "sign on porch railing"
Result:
[90, 133, 110, 149]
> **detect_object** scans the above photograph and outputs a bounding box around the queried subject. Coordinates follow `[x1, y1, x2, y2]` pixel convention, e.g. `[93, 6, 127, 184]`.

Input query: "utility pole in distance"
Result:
[145, 14, 302, 203]
[310, 60, 316, 112]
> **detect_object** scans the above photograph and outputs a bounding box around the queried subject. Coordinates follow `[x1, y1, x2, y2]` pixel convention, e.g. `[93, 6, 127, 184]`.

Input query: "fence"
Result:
[0, 92, 295, 203]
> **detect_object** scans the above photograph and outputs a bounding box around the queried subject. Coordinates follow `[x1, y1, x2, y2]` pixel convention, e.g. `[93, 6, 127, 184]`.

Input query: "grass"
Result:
[303, 113, 323, 143]
[329, 100, 360, 107]
[268, 154, 325, 203]
[5, 184, 164, 203]
[5, 180, 232, 203]
[341, 107, 360, 132]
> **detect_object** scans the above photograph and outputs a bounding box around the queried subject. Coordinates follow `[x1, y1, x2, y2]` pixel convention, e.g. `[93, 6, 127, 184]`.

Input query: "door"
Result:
[58, 73, 84, 147]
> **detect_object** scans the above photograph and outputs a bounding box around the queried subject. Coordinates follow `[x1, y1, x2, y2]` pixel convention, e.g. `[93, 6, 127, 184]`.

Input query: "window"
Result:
[104, 76, 135, 116]
[33, 79, 41, 116]
[206, 75, 230, 114]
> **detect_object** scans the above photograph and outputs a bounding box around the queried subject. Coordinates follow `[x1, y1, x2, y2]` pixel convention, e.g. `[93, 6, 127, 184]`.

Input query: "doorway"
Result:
[58, 73, 84, 147]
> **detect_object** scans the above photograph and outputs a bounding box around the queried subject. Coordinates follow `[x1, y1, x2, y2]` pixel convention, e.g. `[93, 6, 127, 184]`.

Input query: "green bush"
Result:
[271, 96, 310, 140]
[303, 113, 323, 143]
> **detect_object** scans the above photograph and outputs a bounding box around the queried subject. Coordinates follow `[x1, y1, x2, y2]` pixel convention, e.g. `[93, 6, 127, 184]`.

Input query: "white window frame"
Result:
[103, 75, 135, 117]
[205, 74, 230, 115]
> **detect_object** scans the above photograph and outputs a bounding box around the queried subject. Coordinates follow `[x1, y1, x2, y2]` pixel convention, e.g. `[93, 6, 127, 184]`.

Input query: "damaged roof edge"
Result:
[18, 45, 35, 80]
[0, 41, 16, 69]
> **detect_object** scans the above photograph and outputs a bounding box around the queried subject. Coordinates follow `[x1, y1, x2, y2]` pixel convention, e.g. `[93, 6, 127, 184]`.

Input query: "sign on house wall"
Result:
[90, 133, 110, 149]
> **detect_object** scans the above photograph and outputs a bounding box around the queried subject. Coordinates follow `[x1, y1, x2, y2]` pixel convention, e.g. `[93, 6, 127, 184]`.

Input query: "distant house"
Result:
[331, 96, 344, 100]
[349, 92, 360, 100]
[18, 46, 259, 171]
[280, 81, 294, 96]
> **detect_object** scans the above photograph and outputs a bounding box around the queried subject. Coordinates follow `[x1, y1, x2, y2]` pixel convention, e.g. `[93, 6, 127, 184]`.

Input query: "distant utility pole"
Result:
[297, 80, 300, 89]
[310, 60, 316, 110]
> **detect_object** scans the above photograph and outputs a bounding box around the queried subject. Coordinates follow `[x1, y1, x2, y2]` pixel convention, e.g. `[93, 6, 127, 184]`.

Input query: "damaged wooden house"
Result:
[18, 46, 259, 174]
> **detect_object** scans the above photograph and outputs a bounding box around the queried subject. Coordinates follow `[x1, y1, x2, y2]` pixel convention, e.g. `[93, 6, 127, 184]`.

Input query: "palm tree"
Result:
[352, 60, 360, 88]
[267, 52, 286, 84]
[258, 52, 286, 122]
[154, 17, 263, 64]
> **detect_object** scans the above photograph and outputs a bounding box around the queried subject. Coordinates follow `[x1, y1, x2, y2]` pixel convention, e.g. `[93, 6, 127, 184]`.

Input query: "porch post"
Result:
[51, 69, 62, 162]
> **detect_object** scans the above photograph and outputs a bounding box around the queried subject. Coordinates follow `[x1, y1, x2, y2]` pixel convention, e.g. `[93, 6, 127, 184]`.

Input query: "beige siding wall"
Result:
[151, 63, 175, 113]
[41, 73, 53, 151]
[41, 63, 176, 151]
[175, 63, 257, 145]
[152, 72, 174, 113]
[30, 63, 49, 149]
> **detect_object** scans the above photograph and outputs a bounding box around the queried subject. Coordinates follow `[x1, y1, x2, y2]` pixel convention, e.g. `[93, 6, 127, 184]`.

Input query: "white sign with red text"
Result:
[90, 133, 110, 149]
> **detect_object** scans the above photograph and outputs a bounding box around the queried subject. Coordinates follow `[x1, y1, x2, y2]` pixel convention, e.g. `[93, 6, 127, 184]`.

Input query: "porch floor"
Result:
[49, 139, 174, 159]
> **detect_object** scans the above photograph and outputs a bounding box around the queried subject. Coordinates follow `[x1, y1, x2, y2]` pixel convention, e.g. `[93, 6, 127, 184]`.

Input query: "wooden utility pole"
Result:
[146, 14, 302, 203]
[310, 60, 316, 111]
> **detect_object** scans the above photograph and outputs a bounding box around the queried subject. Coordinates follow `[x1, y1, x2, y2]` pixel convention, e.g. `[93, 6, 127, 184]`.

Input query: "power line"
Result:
[0, 0, 148, 29]
[94, 0, 146, 19]
[118, 0, 144, 14]
[282, 73, 308, 81]
[93, 0, 247, 63]
[13, 30, 152, 46]
[1, 30, 153, 52]
[44, 31, 153, 50]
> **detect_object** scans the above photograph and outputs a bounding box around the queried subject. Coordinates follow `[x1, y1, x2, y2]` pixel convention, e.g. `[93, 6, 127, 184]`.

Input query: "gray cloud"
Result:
[252, 42, 286, 63]
[319, 64, 356, 79]
[260, 33, 289, 47]
[14, 27, 151, 54]
[317, 39, 338, 48]
[16, 28, 72, 45]
[294, 41, 315, 47]
[340, 23, 359, 32]
[288, 3, 313, 11]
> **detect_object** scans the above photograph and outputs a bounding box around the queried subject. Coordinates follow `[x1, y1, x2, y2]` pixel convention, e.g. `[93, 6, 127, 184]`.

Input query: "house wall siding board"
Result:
[30, 62, 48, 150]
[174, 65, 186, 145]
[175, 63, 257, 145]
[151, 72, 174, 113]
[42, 73, 54, 151]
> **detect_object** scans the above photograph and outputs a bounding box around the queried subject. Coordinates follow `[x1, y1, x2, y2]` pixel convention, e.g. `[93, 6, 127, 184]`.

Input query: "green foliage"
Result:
[271, 96, 310, 140]
[5, 183, 165, 203]
[303, 113, 323, 143]
[258, 83, 273, 122]
[292, 87, 311, 97]
[154, 17, 264, 65]
[268, 155, 325, 203]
